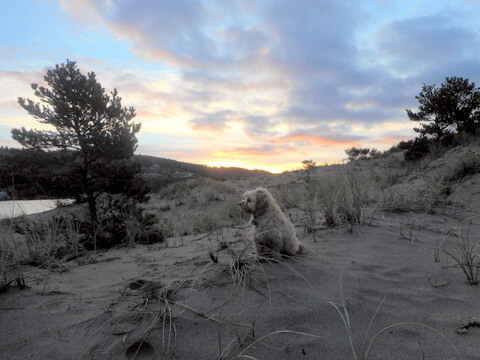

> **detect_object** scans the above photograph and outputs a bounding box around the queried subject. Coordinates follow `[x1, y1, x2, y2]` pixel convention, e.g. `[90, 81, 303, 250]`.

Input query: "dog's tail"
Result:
[297, 242, 306, 254]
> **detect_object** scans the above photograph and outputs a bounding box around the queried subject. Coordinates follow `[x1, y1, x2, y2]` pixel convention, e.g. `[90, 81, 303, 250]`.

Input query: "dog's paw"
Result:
[297, 243, 306, 254]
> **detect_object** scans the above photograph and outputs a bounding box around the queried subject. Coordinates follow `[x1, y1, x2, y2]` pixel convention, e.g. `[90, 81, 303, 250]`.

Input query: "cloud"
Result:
[374, 134, 413, 145]
[56, 0, 387, 134]
[375, 14, 478, 77]
[259, 0, 366, 77]
[189, 110, 234, 132]
[4, 0, 480, 170]
[109, 0, 213, 67]
[215, 143, 292, 157]
[242, 115, 278, 137]
[274, 132, 362, 148]
[57, 0, 102, 24]
[1, 70, 42, 85]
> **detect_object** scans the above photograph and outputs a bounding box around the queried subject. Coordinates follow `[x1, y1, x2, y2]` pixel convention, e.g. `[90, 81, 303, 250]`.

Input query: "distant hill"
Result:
[134, 154, 271, 181]
[0, 148, 271, 198]
[0, 147, 269, 180]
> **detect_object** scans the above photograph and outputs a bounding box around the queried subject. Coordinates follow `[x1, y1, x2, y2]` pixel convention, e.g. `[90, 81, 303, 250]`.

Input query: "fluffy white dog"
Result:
[239, 187, 305, 257]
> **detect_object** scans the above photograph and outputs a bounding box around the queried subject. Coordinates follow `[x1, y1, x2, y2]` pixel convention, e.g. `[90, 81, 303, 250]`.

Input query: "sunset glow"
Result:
[1, 1, 480, 172]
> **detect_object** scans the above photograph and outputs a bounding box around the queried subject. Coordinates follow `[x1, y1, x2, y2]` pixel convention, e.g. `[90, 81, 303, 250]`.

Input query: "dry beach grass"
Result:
[1, 143, 480, 359]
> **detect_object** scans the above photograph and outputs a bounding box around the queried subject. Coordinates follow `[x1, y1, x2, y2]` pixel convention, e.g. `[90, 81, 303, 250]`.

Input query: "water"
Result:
[0, 199, 65, 219]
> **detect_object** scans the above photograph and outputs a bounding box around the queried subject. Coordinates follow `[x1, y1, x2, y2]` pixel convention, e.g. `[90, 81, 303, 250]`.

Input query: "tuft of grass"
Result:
[418, 174, 449, 213]
[0, 219, 26, 292]
[158, 212, 224, 238]
[157, 177, 236, 203]
[315, 171, 370, 229]
[228, 251, 260, 294]
[18, 212, 84, 269]
[158, 197, 247, 240]
[121, 207, 164, 246]
[443, 151, 480, 183]
[302, 181, 321, 240]
[399, 217, 421, 245]
[380, 185, 417, 213]
[336, 172, 367, 227]
[81, 276, 260, 360]
[221, 198, 250, 226]
[417, 150, 480, 213]
[274, 184, 304, 210]
[372, 168, 410, 190]
[439, 219, 479, 285]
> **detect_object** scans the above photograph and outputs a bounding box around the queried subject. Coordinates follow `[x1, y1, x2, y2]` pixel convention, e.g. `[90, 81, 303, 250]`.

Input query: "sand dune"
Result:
[1, 146, 480, 360]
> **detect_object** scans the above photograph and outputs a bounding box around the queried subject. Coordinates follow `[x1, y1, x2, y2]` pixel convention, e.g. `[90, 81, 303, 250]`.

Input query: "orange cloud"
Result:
[136, 109, 161, 118]
[235, 148, 272, 156]
[212, 144, 293, 158]
[213, 149, 266, 157]
[274, 134, 360, 147]
[375, 135, 413, 145]
[57, 0, 101, 25]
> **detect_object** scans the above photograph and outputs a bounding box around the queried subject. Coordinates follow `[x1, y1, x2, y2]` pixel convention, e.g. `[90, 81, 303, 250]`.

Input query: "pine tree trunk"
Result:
[86, 191, 97, 223]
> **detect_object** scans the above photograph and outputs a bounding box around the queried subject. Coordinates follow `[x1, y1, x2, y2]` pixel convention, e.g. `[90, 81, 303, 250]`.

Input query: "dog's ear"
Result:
[254, 188, 269, 215]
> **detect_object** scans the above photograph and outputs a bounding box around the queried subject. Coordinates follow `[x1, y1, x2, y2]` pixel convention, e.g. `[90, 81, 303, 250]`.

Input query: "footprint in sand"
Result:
[126, 340, 155, 360]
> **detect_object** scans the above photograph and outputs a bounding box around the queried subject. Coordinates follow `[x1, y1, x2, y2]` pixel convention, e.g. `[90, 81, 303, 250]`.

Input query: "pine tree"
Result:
[13, 60, 143, 222]
[406, 77, 480, 140]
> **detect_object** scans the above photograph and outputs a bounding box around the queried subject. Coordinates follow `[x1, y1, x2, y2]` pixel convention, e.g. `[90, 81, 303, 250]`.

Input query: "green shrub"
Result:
[404, 137, 432, 161]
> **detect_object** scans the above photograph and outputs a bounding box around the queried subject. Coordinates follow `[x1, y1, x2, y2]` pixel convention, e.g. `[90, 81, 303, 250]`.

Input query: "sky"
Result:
[1, 0, 479, 173]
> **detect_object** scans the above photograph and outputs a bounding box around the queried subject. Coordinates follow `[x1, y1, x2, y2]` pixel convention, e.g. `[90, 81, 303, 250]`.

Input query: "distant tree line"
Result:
[135, 154, 270, 178]
[0, 148, 79, 198]
[135, 154, 271, 191]
[344, 147, 379, 161]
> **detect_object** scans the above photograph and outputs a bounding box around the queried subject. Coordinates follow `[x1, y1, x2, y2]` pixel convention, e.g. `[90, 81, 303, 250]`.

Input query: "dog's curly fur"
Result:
[239, 187, 305, 257]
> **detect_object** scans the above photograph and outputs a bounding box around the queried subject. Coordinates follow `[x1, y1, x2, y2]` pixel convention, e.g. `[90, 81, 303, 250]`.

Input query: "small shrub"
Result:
[345, 147, 379, 162]
[404, 137, 432, 161]
[397, 140, 414, 150]
[80, 195, 164, 249]
[302, 159, 317, 182]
